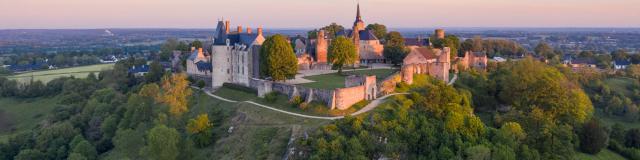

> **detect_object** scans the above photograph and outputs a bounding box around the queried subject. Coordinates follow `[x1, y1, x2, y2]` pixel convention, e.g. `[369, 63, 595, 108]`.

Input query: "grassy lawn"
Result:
[575, 149, 627, 160]
[0, 97, 60, 143]
[5, 63, 114, 83]
[604, 77, 636, 97]
[187, 90, 330, 160]
[300, 69, 398, 89]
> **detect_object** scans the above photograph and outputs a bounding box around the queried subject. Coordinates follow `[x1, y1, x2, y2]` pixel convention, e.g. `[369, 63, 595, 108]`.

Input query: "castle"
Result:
[210, 20, 265, 88]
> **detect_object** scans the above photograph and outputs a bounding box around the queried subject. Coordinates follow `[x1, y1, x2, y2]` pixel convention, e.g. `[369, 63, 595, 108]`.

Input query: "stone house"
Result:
[186, 47, 212, 83]
[458, 51, 488, 70]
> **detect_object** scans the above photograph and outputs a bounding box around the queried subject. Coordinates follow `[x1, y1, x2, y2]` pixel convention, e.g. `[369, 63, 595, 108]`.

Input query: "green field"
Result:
[575, 149, 627, 160]
[5, 64, 114, 83]
[300, 69, 398, 89]
[0, 97, 61, 142]
[603, 77, 637, 97]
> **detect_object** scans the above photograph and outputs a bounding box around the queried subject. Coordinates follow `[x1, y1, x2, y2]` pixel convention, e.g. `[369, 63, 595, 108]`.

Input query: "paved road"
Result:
[200, 88, 406, 120]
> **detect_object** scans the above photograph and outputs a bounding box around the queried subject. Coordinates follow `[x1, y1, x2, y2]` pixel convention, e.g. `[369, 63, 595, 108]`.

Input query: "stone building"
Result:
[402, 46, 451, 84]
[340, 3, 385, 64]
[186, 47, 212, 83]
[211, 20, 265, 88]
[458, 51, 488, 70]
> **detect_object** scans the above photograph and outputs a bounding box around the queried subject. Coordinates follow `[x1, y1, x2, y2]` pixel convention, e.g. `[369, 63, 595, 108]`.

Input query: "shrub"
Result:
[264, 92, 278, 103]
[290, 96, 304, 107]
[196, 80, 206, 89]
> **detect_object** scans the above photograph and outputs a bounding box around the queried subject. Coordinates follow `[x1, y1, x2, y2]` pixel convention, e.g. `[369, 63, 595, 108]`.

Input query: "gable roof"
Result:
[195, 61, 212, 72]
[615, 59, 631, 65]
[359, 30, 378, 41]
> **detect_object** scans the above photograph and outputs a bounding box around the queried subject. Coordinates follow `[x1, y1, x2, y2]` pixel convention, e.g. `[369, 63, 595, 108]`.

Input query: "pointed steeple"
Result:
[355, 3, 362, 22]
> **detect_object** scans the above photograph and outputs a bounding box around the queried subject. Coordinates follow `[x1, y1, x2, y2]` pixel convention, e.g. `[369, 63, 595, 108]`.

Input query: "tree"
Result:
[113, 129, 145, 158]
[143, 125, 180, 160]
[71, 140, 97, 160]
[625, 128, 640, 148]
[383, 31, 407, 66]
[160, 74, 192, 117]
[534, 42, 554, 58]
[579, 119, 608, 154]
[186, 114, 214, 147]
[321, 23, 345, 39]
[190, 40, 203, 49]
[14, 149, 45, 160]
[196, 80, 206, 89]
[160, 38, 179, 61]
[259, 34, 298, 81]
[139, 83, 160, 101]
[328, 36, 357, 74]
[612, 49, 629, 61]
[145, 61, 164, 83]
[465, 145, 491, 160]
[366, 23, 387, 40]
[445, 35, 461, 58]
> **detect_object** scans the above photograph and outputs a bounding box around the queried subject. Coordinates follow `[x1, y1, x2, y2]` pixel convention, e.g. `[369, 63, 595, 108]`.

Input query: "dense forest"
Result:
[294, 58, 640, 159]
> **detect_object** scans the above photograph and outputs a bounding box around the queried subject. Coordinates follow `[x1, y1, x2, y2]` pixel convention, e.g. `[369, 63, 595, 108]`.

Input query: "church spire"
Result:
[356, 3, 362, 22]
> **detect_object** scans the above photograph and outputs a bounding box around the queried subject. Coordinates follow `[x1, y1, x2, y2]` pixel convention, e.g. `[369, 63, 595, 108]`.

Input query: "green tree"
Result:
[190, 40, 203, 49]
[445, 35, 460, 58]
[329, 36, 357, 74]
[465, 145, 491, 160]
[145, 61, 164, 83]
[142, 125, 181, 160]
[113, 129, 145, 158]
[383, 31, 407, 66]
[14, 149, 45, 160]
[612, 49, 629, 61]
[160, 38, 179, 61]
[534, 42, 554, 59]
[366, 23, 387, 40]
[71, 140, 97, 160]
[321, 23, 345, 39]
[259, 34, 298, 81]
[579, 119, 608, 154]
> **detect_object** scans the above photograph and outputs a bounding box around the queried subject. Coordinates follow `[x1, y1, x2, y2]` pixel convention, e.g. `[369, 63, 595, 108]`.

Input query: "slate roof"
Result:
[615, 59, 631, 65]
[359, 30, 378, 41]
[195, 61, 212, 72]
[412, 47, 438, 60]
[128, 65, 149, 74]
[405, 38, 430, 46]
[571, 58, 597, 65]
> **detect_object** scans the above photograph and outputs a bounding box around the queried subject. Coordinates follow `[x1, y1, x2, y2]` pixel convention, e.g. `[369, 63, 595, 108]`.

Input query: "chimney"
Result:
[225, 21, 230, 34]
[237, 25, 243, 33]
[246, 27, 252, 34]
[257, 27, 263, 35]
[318, 30, 325, 40]
[435, 29, 445, 39]
[198, 48, 203, 53]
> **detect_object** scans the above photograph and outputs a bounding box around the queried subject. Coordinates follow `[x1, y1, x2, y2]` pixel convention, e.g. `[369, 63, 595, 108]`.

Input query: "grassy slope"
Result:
[0, 97, 59, 142]
[575, 149, 628, 160]
[188, 90, 330, 160]
[300, 69, 397, 89]
[6, 63, 114, 83]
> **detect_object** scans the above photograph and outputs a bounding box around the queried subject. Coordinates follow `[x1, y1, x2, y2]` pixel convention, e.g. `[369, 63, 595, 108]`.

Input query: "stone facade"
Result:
[248, 75, 377, 110]
[186, 47, 212, 84]
[402, 46, 451, 83]
[211, 20, 265, 88]
[458, 51, 488, 70]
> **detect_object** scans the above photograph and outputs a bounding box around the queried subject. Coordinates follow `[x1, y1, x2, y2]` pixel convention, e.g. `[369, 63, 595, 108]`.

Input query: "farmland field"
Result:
[4, 63, 114, 83]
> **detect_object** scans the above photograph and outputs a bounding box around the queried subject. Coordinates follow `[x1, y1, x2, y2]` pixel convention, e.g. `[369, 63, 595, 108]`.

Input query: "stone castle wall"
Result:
[378, 72, 401, 95]
[334, 86, 366, 110]
[247, 75, 379, 110]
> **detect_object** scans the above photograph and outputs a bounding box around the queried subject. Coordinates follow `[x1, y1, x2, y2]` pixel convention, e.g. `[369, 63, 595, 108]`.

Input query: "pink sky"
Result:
[0, 0, 639, 29]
